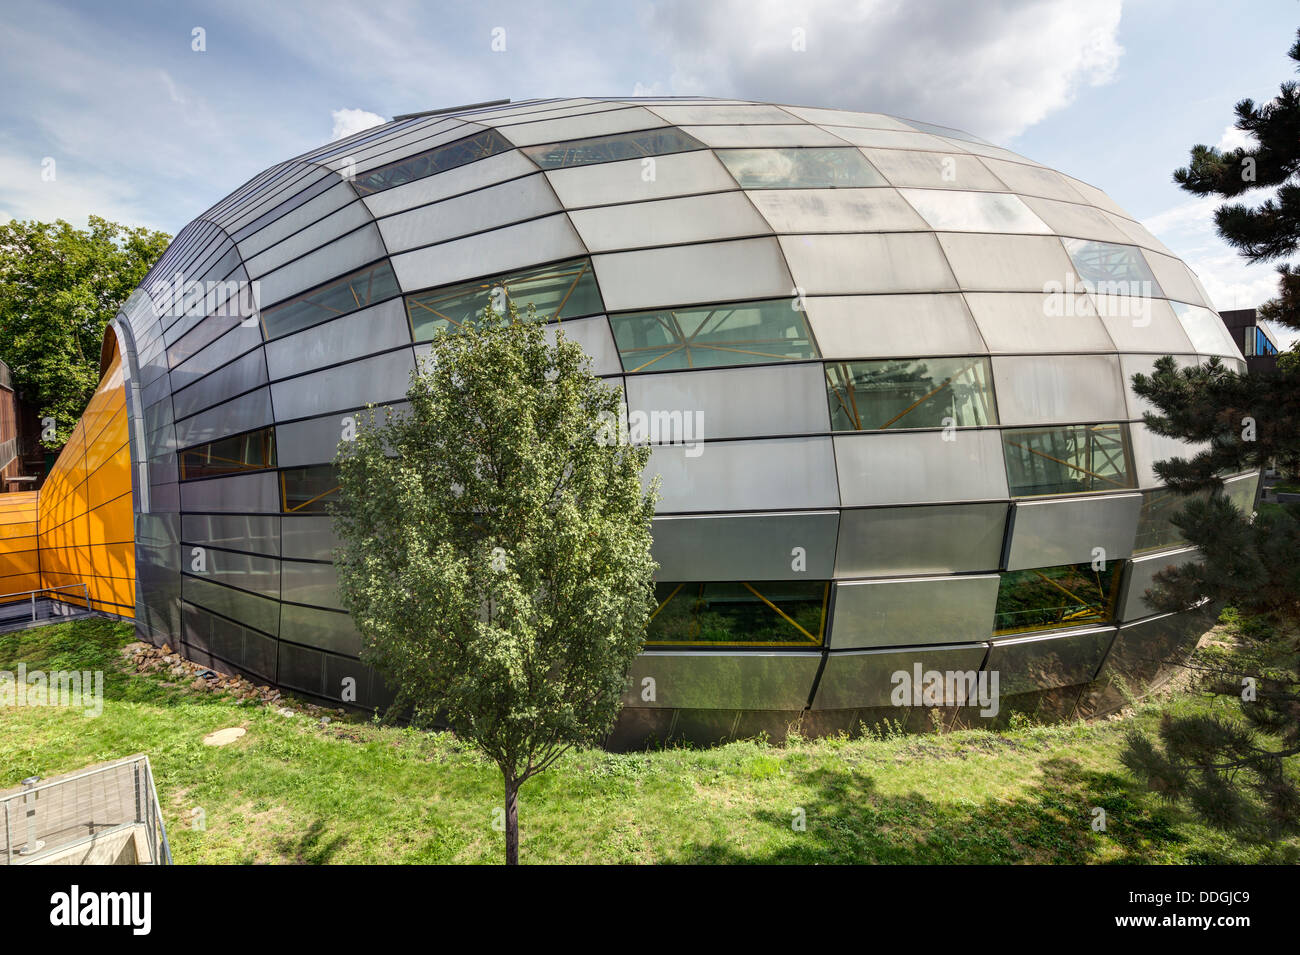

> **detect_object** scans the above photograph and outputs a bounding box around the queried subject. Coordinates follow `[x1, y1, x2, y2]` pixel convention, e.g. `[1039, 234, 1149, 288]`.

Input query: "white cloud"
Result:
[330, 108, 386, 141]
[640, 0, 1124, 142]
[1216, 123, 1254, 152]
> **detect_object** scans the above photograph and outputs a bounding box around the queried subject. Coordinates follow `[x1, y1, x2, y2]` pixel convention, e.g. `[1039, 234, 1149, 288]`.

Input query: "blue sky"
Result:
[1, 0, 1296, 337]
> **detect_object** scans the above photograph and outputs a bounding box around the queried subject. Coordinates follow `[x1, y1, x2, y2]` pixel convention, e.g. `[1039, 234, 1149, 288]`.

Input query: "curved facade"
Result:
[76, 96, 1256, 744]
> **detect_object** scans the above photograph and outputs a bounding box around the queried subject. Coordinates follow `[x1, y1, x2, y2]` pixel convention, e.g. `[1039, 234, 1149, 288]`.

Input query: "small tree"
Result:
[331, 302, 658, 864]
[1120, 27, 1300, 839]
[0, 215, 170, 447]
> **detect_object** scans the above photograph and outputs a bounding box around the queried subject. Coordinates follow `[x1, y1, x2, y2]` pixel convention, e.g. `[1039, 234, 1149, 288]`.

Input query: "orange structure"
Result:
[0, 341, 135, 617]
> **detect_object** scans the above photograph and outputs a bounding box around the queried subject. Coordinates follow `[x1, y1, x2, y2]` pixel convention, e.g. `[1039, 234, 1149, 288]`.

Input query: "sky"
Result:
[1, 0, 1296, 341]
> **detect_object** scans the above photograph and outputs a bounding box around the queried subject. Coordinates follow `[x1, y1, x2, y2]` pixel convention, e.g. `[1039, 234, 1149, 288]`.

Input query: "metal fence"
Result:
[1, 754, 172, 865]
[0, 583, 93, 633]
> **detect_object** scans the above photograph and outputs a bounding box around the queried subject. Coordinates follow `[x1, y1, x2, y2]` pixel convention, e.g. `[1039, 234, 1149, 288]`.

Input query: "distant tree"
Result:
[0, 215, 170, 448]
[331, 302, 658, 864]
[1121, 28, 1300, 839]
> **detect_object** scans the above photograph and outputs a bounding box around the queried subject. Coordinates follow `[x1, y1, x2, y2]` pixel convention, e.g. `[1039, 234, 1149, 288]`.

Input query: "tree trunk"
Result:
[504, 777, 519, 866]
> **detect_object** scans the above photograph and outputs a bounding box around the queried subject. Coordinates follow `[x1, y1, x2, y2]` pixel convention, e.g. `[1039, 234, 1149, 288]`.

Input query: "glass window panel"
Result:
[609, 298, 818, 373]
[1132, 486, 1202, 554]
[1171, 302, 1242, 357]
[521, 127, 704, 169]
[179, 426, 276, 481]
[993, 561, 1122, 635]
[715, 148, 885, 188]
[406, 257, 603, 339]
[261, 260, 400, 340]
[647, 580, 828, 647]
[1062, 238, 1164, 298]
[351, 129, 513, 196]
[1002, 423, 1135, 497]
[825, 357, 996, 431]
[281, 464, 340, 514]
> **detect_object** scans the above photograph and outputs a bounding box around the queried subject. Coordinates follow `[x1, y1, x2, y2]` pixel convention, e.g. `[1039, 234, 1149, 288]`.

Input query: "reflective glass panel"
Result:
[716, 147, 885, 188]
[1002, 423, 1135, 496]
[406, 257, 603, 339]
[993, 561, 1122, 634]
[261, 260, 400, 339]
[609, 298, 818, 373]
[280, 464, 340, 514]
[1133, 486, 1207, 553]
[179, 427, 276, 481]
[647, 581, 828, 647]
[1062, 239, 1164, 298]
[522, 128, 704, 169]
[352, 129, 513, 196]
[825, 357, 996, 430]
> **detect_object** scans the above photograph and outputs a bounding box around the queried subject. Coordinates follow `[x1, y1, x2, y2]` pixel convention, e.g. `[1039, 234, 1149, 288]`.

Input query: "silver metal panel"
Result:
[568, 191, 771, 252]
[545, 150, 738, 208]
[977, 158, 1087, 202]
[244, 200, 374, 277]
[1223, 471, 1260, 514]
[192, 549, 281, 599]
[361, 149, 539, 218]
[830, 575, 1000, 649]
[276, 413, 357, 468]
[986, 625, 1116, 694]
[858, 148, 1008, 190]
[1118, 546, 1200, 621]
[1119, 353, 1199, 419]
[783, 106, 915, 130]
[279, 602, 362, 656]
[1005, 493, 1141, 570]
[991, 354, 1128, 426]
[172, 387, 273, 449]
[182, 575, 280, 636]
[496, 106, 666, 147]
[545, 316, 621, 377]
[237, 182, 358, 259]
[1171, 303, 1243, 358]
[179, 471, 280, 514]
[169, 321, 263, 392]
[648, 103, 797, 125]
[812, 643, 989, 710]
[651, 511, 839, 580]
[964, 292, 1114, 354]
[834, 430, 1009, 506]
[835, 503, 1008, 577]
[378, 174, 562, 253]
[282, 515, 338, 561]
[256, 225, 387, 308]
[899, 189, 1050, 234]
[647, 436, 839, 512]
[1142, 250, 1208, 307]
[680, 124, 847, 147]
[822, 126, 968, 151]
[270, 348, 415, 421]
[281, 559, 343, 610]
[625, 363, 828, 441]
[593, 237, 792, 312]
[1093, 296, 1194, 353]
[622, 650, 819, 709]
[390, 214, 586, 293]
[181, 513, 280, 556]
[264, 298, 410, 382]
[171, 348, 268, 422]
[804, 293, 986, 358]
[936, 233, 1076, 292]
[748, 187, 928, 234]
[779, 233, 956, 294]
[1019, 195, 1133, 243]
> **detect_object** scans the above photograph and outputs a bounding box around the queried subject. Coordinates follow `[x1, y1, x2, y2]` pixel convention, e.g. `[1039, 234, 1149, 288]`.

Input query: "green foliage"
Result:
[330, 300, 658, 861]
[1123, 27, 1300, 836]
[0, 215, 170, 447]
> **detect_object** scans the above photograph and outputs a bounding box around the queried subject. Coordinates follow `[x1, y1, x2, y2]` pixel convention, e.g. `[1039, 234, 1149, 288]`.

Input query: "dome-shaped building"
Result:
[43, 96, 1260, 745]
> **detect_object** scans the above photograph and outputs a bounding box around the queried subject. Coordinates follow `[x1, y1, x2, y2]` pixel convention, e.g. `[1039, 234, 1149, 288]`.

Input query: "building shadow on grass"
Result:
[272, 818, 348, 865]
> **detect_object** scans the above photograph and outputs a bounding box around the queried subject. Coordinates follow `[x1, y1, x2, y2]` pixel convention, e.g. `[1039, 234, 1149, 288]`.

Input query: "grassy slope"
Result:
[0, 619, 1294, 864]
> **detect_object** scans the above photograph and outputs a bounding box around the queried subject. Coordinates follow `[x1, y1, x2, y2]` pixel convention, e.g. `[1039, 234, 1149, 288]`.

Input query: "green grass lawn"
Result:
[1, 618, 1294, 864]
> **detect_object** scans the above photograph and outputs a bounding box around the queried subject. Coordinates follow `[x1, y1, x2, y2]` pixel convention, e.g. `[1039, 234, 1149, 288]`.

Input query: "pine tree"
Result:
[1121, 28, 1300, 840]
